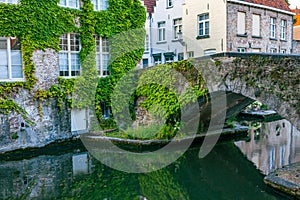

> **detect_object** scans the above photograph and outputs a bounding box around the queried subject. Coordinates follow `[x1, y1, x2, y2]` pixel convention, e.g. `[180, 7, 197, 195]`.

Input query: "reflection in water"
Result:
[235, 119, 300, 175]
[0, 141, 284, 199]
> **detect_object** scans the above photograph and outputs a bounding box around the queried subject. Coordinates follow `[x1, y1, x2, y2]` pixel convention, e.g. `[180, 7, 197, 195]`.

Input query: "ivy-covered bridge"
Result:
[192, 53, 300, 130]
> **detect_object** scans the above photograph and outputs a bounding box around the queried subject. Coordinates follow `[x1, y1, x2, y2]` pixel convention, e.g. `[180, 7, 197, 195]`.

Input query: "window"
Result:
[252, 14, 260, 37]
[280, 49, 286, 54]
[59, 33, 80, 77]
[280, 20, 287, 40]
[178, 53, 184, 61]
[187, 51, 194, 58]
[167, 0, 172, 8]
[237, 12, 246, 35]
[0, 0, 19, 4]
[237, 47, 246, 53]
[142, 58, 148, 68]
[59, 0, 80, 9]
[145, 34, 149, 52]
[164, 52, 174, 63]
[158, 22, 166, 42]
[198, 13, 209, 37]
[92, 0, 108, 11]
[173, 18, 182, 40]
[270, 17, 276, 39]
[153, 53, 162, 65]
[270, 48, 277, 53]
[95, 36, 110, 76]
[0, 37, 23, 81]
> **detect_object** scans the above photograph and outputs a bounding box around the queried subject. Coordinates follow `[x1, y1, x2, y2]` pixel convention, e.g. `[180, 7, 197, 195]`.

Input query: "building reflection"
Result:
[235, 119, 300, 175]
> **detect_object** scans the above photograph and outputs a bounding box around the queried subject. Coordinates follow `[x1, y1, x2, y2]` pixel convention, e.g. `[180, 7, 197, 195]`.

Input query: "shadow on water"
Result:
[0, 139, 287, 199]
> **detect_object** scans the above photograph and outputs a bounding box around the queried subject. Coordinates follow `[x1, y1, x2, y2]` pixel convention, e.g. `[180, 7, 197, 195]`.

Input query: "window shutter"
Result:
[252, 14, 260, 36]
[237, 12, 246, 35]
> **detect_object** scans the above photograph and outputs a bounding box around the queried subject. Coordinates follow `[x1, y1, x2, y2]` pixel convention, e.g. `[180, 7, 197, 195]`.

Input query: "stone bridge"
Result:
[192, 53, 300, 130]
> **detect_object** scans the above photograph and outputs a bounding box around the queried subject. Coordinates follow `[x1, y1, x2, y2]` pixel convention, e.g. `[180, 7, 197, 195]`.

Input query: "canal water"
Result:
[0, 119, 298, 199]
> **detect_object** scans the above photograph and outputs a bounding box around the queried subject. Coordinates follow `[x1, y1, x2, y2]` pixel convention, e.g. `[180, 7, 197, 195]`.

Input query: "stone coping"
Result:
[83, 125, 249, 146]
[264, 162, 300, 198]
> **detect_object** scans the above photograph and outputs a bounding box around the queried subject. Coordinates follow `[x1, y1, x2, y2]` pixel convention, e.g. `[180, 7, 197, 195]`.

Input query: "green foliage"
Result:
[0, 0, 146, 126]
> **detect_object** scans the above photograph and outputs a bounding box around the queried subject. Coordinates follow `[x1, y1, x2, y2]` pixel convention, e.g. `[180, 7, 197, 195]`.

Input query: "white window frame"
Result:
[270, 48, 277, 53]
[270, 17, 276, 39]
[0, 0, 19, 4]
[173, 18, 182, 40]
[198, 13, 209, 36]
[158, 22, 166, 42]
[178, 53, 184, 61]
[252, 14, 261, 37]
[167, 0, 172, 8]
[95, 36, 110, 77]
[280, 49, 286, 54]
[237, 12, 246, 35]
[92, 0, 108, 11]
[59, 0, 80, 9]
[252, 48, 260, 53]
[0, 37, 23, 82]
[59, 33, 81, 78]
[237, 47, 246, 53]
[187, 51, 194, 58]
[280, 19, 287, 40]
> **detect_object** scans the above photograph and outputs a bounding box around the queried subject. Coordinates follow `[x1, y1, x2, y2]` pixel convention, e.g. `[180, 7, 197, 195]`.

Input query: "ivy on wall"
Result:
[0, 0, 146, 125]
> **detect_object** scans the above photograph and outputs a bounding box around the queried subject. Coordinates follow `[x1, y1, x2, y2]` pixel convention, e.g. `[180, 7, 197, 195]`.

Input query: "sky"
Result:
[289, 0, 300, 9]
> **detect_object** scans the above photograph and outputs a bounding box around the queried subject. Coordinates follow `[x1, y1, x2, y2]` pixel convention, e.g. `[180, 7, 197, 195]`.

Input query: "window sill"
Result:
[0, 79, 25, 83]
[166, 6, 173, 9]
[280, 39, 287, 42]
[252, 36, 262, 39]
[270, 38, 277, 41]
[196, 35, 209, 40]
[171, 39, 180, 42]
[237, 34, 248, 37]
[156, 41, 167, 44]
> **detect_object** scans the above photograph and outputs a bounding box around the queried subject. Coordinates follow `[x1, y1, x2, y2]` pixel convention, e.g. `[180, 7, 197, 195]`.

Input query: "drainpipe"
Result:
[149, 14, 153, 66]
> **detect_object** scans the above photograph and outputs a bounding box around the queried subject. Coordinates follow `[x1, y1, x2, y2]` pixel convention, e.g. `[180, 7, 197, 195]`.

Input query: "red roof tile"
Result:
[241, 0, 291, 12]
[291, 9, 300, 26]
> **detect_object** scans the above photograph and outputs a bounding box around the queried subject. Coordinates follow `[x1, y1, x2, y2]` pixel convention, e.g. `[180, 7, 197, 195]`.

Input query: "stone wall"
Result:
[292, 40, 300, 54]
[0, 49, 75, 153]
[227, 2, 293, 53]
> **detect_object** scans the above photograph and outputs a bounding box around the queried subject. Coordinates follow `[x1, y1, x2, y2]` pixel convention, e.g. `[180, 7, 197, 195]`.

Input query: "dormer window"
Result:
[59, 0, 80, 9]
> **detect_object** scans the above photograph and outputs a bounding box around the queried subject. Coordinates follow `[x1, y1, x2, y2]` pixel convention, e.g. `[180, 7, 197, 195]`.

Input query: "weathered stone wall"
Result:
[292, 40, 300, 54]
[0, 49, 75, 153]
[227, 2, 293, 53]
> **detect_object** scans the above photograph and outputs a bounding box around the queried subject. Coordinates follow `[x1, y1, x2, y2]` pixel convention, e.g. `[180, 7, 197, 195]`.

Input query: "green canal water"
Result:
[0, 119, 298, 199]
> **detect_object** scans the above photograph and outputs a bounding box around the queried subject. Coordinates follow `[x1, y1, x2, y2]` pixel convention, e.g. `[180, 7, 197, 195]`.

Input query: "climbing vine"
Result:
[0, 0, 146, 125]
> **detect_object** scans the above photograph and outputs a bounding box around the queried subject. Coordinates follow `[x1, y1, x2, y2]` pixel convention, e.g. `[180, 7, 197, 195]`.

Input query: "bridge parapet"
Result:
[193, 53, 300, 130]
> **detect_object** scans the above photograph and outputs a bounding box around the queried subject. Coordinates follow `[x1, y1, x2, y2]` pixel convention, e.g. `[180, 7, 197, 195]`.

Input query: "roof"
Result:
[291, 9, 300, 26]
[240, 0, 291, 12]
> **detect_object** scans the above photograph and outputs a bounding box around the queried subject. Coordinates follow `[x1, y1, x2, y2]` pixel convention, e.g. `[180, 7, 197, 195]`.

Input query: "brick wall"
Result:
[227, 2, 293, 53]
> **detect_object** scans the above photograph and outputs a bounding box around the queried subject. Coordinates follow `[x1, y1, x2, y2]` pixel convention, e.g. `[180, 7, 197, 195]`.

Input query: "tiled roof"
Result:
[241, 0, 291, 12]
[143, 0, 156, 15]
[292, 9, 300, 26]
